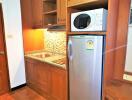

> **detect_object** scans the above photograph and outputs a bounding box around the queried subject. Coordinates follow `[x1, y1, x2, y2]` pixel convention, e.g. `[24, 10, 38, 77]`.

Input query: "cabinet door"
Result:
[0, 55, 9, 95]
[57, 0, 66, 25]
[31, 0, 43, 28]
[25, 59, 37, 86]
[51, 67, 67, 100]
[36, 63, 51, 95]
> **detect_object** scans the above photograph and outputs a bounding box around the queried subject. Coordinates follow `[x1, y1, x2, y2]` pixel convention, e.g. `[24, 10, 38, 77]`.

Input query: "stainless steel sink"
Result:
[52, 58, 66, 65]
[30, 53, 53, 59]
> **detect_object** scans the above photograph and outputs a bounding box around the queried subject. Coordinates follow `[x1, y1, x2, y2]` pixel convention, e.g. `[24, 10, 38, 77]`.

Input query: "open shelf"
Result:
[43, 14, 57, 27]
[43, 0, 57, 27]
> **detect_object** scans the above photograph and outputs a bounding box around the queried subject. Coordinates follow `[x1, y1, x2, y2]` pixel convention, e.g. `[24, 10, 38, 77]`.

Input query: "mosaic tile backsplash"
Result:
[44, 29, 66, 55]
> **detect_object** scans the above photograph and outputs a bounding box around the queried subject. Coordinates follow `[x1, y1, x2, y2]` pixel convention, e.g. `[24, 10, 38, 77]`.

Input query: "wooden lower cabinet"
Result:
[0, 55, 9, 95]
[26, 59, 36, 86]
[36, 63, 51, 95]
[25, 58, 67, 100]
[50, 67, 67, 100]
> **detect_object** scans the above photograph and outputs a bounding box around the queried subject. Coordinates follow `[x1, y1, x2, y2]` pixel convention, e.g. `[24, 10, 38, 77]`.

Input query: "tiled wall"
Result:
[44, 29, 66, 55]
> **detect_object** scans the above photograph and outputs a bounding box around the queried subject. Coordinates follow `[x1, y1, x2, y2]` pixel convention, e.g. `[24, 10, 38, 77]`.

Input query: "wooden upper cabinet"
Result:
[31, 0, 43, 28]
[57, 0, 66, 25]
[43, 0, 57, 27]
[67, 0, 107, 7]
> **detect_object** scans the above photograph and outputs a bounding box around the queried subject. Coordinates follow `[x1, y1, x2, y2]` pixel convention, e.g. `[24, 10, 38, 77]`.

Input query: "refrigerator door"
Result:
[68, 35, 104, 100]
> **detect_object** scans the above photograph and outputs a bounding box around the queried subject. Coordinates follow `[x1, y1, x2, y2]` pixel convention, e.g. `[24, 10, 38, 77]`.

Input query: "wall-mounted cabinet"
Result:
[31, 0, 66, 28]
[43, 0, 57, 27]
[31, 0, 43, 28]
[0, 55, 9, 95]
[57, 0, 66, 25]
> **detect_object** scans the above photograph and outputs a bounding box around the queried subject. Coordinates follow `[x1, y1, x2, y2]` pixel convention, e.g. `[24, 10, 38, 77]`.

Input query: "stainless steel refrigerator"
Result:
[68, 35, 104, 100]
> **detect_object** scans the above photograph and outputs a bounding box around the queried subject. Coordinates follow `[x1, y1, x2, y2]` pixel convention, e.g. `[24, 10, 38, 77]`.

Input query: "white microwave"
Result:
[71, 8, 108, 32]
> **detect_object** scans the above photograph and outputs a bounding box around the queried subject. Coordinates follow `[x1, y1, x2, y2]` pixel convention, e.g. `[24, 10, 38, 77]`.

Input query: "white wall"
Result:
[1, 0, 26, 88]
[125, 1, 132, 73]
[125, 26, 132, 72]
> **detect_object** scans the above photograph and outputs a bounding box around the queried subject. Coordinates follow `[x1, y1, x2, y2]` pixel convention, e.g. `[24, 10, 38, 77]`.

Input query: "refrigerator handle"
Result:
[68, 40, 73, 60]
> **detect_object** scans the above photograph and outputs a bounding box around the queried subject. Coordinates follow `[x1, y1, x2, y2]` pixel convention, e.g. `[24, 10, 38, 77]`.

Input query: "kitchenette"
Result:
[1, 0, 132, 100]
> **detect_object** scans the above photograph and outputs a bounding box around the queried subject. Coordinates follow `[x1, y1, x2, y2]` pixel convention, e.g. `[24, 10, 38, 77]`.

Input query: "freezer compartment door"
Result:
[68, 35, 104, 100]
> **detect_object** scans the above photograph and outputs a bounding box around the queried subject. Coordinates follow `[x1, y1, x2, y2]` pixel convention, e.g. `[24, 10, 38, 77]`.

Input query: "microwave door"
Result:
[74, 14, 91, 29]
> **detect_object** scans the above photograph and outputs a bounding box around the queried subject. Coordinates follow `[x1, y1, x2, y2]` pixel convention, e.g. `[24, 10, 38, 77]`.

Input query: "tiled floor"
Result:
[0, 86, 46, 100]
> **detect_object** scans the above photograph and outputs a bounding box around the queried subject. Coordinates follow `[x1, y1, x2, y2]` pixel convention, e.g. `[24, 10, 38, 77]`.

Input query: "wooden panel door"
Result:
[0, 4, 9, 95]
[25, 59, 37, 86]
[36, 63, 51, 95]
[0, 55, 9, 95]
[57, 0, 66, 25]
[51, 67, 67, 100]
[31, 0, 43, 28]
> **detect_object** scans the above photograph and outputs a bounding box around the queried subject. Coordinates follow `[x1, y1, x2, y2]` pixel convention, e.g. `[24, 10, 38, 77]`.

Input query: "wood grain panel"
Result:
[104, 0, 119, 82]
[57, 0, 66, 25]
[0, 4, 9, 95]
[114, 0, 131, 80]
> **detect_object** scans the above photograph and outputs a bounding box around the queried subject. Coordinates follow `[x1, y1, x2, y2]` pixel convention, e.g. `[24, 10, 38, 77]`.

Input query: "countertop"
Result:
[25, 51, 66, 69]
